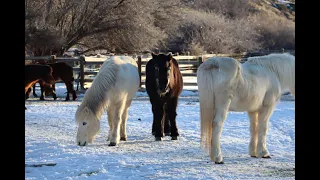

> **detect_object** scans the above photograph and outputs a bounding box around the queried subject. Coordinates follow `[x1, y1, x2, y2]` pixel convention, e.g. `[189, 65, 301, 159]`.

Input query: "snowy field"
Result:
[25, 83, 295, 179]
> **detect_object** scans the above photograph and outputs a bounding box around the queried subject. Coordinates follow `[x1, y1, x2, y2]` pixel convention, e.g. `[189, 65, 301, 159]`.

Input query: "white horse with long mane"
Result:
[197, 53, 295, 164]
[75, 56, 140, 146]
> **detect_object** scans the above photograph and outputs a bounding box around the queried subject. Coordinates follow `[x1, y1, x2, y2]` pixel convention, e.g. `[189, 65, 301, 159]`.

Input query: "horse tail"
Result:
[197, 60, 219, 156]
[198, 57, 241, 160]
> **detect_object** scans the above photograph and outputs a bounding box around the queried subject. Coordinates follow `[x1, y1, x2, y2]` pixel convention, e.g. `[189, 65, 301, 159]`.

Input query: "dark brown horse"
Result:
[145, 53, 183, 141]
[27, 62, 77, 101]
[25, 64, 55, 109]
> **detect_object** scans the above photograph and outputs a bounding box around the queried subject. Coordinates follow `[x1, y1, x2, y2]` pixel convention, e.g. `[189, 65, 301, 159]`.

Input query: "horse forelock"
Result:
[75, 105, 98, 123]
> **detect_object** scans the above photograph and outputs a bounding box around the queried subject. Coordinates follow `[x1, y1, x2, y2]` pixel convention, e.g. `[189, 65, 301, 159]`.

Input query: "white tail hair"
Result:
[197, 61, 218, 155]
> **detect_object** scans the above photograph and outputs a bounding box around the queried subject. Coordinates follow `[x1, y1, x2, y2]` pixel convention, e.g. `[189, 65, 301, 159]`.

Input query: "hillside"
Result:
[251, 0, 295, 22]
[25, 0, 295, 56]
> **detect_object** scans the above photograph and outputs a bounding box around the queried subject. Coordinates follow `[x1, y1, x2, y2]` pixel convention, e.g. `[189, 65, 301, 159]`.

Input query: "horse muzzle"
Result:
[77, 141, 87, 146]
[157, 87, 170, 97]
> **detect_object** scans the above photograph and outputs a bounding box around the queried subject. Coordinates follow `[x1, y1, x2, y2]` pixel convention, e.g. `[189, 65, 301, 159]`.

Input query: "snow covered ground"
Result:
[25, 83, 295, 179]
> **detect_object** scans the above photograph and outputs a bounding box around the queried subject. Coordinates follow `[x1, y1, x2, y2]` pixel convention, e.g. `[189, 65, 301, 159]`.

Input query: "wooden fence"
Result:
[25, 50, 294, 91]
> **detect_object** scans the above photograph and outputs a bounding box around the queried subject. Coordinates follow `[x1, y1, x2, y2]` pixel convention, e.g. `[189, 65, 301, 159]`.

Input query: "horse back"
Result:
[113, 57, 140, 97]
[95, 56, 139, 101]
[25, 64, 52, 77]
[47, 62, 74, 81]
[25, 64, 53, 86]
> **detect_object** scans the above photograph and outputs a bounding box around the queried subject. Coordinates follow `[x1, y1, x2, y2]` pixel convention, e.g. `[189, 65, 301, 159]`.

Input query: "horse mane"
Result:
[76, 57, 120, 120]
[245, 53, 295, 90]
[169, 58, 183, 96]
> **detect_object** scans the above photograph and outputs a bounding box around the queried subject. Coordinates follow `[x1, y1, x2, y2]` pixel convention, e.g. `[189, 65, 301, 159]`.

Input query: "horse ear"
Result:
[151, 53, 156, 59]
[83, 107, 91, 116]
[167, 52, 173, 60]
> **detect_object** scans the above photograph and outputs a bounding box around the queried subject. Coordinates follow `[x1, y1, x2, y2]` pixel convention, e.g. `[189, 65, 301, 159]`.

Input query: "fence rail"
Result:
[25, 50, 294, 90]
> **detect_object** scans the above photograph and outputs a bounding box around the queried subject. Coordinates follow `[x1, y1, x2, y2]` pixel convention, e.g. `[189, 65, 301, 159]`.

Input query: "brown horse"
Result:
[145, 53, 183, 141]
[28, 62, 77, 101]
[25, 64, 55, 109]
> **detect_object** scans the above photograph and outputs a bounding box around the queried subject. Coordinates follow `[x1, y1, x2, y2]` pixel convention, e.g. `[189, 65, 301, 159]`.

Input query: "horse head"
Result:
[42, 65, 55, 85]
[151, 53, 173, 97]
[75, 106, 100, 146]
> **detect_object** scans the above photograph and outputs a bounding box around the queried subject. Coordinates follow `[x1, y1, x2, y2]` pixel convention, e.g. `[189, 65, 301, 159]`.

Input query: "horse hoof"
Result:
[40, 98, 45, 101]
[120, 137, 127, 141]
[262, 155, 271, 158]
[171, 136, 178, 140]
[165, 133, 171, 136]
[155, 137, 162, 141]
[215, 161, 224, 164]
[108, 142, 117, 146]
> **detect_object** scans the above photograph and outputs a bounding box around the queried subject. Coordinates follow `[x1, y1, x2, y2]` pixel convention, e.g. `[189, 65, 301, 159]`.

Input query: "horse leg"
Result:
[26, 88, 32, 100]
[248, 111, 258, 157]
[107, 107, 114, 142]
[164, 103, 171, 136]
[164, 112, 171, 136]
[65, 82, 71, 101]
[256, 105, 275, 158]
[50, 83, 57, 100]
[120, 99, 133, 141]
[152, 119, 156, 136]
[39, 82, 45, 101]
[109, 101, 126, 146]
[25, 88, 29, 110]
[65, 81, 77, 101]
[152, 101, 165, 141]
[71, 81, 77, 100]
[210, 93, 232, 164]
[32, 84, 38, 97]
[167, 97, 179, 140]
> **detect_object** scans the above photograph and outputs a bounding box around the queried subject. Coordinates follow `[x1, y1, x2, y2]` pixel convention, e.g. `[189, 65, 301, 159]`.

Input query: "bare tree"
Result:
[25, 0, 182, 55]
[184, 0, 257, 19]
[25, 0, 294, 56]
[167, 9, 260, 54]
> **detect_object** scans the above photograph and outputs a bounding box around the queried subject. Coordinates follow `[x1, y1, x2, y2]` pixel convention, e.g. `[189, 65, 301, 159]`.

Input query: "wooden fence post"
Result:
[198, 56, 203, 66]
[50, 55, 56, 63]
[137, 56, 142, 88]
[80, 55, 86, 90]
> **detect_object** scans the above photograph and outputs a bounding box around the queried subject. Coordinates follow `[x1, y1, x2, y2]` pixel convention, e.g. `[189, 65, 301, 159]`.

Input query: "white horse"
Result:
[197, 53, 295, 164]
[75, 56, 140, 146]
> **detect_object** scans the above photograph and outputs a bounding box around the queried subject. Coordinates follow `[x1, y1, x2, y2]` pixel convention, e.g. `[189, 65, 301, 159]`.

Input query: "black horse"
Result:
[25, 64, 55, 109]
[26, 62, 77, 101]
[145, 53, 183, 141]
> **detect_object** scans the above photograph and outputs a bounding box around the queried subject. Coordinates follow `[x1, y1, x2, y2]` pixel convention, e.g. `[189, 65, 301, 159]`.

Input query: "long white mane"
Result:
[244, 53, 295, 94]
[76, 56, 138, 120]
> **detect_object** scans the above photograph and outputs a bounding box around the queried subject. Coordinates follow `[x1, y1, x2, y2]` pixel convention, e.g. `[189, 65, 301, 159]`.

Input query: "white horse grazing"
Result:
[197, 53, 295, 164]
[75, 56, 140, 146]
